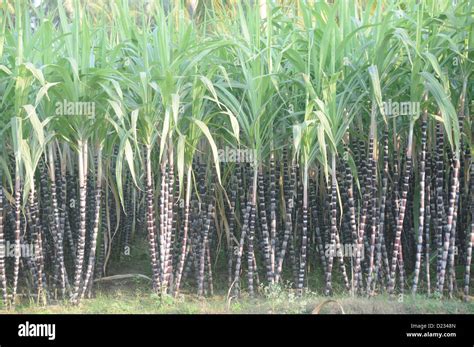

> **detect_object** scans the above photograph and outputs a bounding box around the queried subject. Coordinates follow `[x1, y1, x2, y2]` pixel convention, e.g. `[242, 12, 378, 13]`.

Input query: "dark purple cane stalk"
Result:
[0, 169, 7, 304]
[463, 160, 473, 300]
[434, 122, 445, 290]
[412, 106, 428, 294]
[388, 124, 413, 294]
[257, 166, 272, 284]
[438, 152, 460, 294]
[145, 144, 161, 292]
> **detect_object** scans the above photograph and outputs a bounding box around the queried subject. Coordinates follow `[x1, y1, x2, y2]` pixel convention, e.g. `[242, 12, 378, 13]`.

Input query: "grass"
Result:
[2, 281, 473, 314]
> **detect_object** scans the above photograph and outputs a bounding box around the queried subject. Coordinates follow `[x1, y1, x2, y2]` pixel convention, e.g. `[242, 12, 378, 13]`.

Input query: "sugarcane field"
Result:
[0, 0, 473, 326]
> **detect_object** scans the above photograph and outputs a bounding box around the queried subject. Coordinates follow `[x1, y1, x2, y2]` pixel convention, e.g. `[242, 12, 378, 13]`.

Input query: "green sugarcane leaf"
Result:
[221, 109, 240, 142]
[124, 138, 138, 188]
[35, 82, 59, 106]
[177, 134, 186, 195]
[423, 52, 443, 78]
[66, 58, 80, 84]
[303, 74, 317, 100]
[0, 14, 4, 59]
[200, 76, 221, 108]
[108, 99, 124, 123]
[193, 119, 221, 185]
[0, 64, 12, 75]
[130, 108, 139, 153]
[284, 48, 306, 74]
[292, 123, 304, 156]
[20, 139, 34, 201]
[159, 108, 171, 162]
[368, 65, 386, 120]
[23, 63, 45, 85]
[11, 117, 23, 166]
[0, 156, 13, 192]
[421, 71, 459, 151]
[318, 124, 329, 183]
[172, 93, 180, 125]
[116, 134, 136, 206]
[23, 105, 45, 147]
[111, 79, 123, 101]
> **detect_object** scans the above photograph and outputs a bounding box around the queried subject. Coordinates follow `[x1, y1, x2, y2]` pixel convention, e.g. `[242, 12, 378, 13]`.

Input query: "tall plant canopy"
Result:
[0, 0, 472, 306]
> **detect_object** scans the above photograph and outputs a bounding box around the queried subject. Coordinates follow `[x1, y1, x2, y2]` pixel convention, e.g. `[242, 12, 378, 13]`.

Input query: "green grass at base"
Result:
[2, 285, 473, 314]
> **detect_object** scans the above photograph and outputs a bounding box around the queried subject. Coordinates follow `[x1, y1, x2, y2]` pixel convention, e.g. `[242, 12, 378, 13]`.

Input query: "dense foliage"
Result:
[0, 0, 472, 306]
